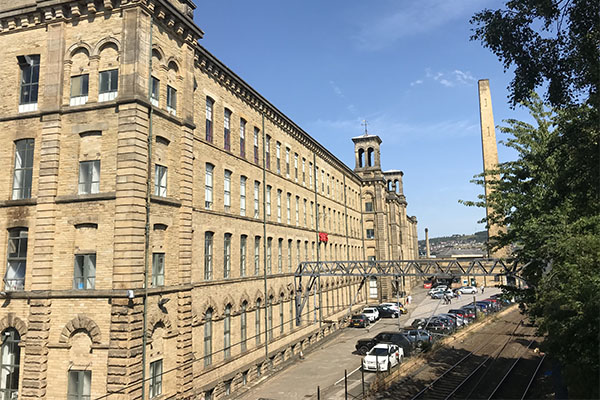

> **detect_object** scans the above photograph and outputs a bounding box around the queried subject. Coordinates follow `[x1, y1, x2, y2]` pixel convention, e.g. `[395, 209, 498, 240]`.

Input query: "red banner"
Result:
[318, 232, 328, 243]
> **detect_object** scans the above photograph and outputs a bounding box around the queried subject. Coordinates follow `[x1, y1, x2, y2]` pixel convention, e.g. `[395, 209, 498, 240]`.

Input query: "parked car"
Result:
[362, 307, 379, 322]
[428, 285, 448, 295]
[423, 280, 433, 289]
[448, 309, 472, 323]
[457, 308, 476, 319]
[380, 302, 407, 314]
[432, 315, 457, 331]
[439, 313, 465, 327]
[376, 306, 400, 319]
[404, 329, 433, 347]
[411, 318, 453, 334]
[362, 343, 403, 372]
[430, 289, 456, 299]
[456, 286, 478, 294]
[350, 314, 370, 328]
[355, 331, 415, 356]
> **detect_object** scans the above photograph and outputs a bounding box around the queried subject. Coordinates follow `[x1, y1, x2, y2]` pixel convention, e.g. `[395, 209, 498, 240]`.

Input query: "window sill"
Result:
[150, 195, 182, 207]
[55, 192, 116, 204]
[0, 198, 37, 208]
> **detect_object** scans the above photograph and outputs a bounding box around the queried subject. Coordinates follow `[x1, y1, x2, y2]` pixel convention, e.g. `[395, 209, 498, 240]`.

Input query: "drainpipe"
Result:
[141, 15, 154, 400]
[261, 113, 269, 365]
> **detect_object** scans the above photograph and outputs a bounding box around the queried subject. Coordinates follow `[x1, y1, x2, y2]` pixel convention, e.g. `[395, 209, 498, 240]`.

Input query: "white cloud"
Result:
[418, 68, 476, 88]
[329, 80, 345, 98]
[410, 79, 423, 86]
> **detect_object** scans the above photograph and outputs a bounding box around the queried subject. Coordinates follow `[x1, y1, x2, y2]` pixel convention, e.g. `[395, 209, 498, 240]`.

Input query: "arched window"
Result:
[204, 308, 213, 366]
[358, 148, 364, 168]
[224, 305, 231, 359]
[240, 301, 248, 352]
[367, 148, 374, 167]
[255, 299, 262, 345]
[279, 294, 285, 334]
[0, 328, 21, 399]
[268, 296, 274, 340]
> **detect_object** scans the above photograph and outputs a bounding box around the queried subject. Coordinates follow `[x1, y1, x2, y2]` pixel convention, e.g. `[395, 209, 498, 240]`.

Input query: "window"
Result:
[205, 389, 214, 400]
[276, 190, 281, 223]
[321, 170, 325, 193]
[266, 186, 272, 216]
[266, 238, 272, 274]
[205, 97, 214, 142]
[67, 370, 91, 400]
[204, 309, 213, 366]
[303, 199, 307, 226]
[4, 228, 27, 291]
[267, 297, 273, 340]
[294, 154, 298, 181]
[254, 236, 260, 275]
[280, 295, 284, 334]
[253, 128, 259, 164]
[78, 160, 100, 195]
[295, 196, 299, 226]
[224, 233, 231, 278]
[18, 55, 40, 112]
[204, 232, 213, 280]
[276, 142, 281, 174]
[240, 235, 247, 277]
[224, 305, 231, 359]
[277, 238, 282, 273]
[285, 148, 290, 177]
[309, 162, 313, 186]
[286, 193, 291, 224]
[296, 240, 301, 270]
[304, 241, 309, 261]
[205, 163, 213, 209]
[224, 109, 231, 150]
[369, 277, 378, 298]
[240, 176, 247, 216]
[225, 380, 232, 396]
[365, 202, 373, 212]
[150, 76, 159, 107]
[0, 328, 20, 399]
[240, 301, 247, 352]
[152, 253, 165, 287]
[327, 174, 330, 195]
[166, 85, 177, 115]
[265, 136, 271, 170]
[289, 297, 294, 330]
[70, 74, 89, 106]
[255, 299, 261, 344]
[366, 229, 375, 239]
[224, 170, 231, 211]
[287, 240, 292, 272]
[240, 118, 246, 158]
[254, 181, 260, 218]
[73, 254, 96, 290]
[242, 370, 248, 386]
[310, 202, 314, 228]
[149, 360, 162, 398]
[153, 164, 167, 197]
[98, 69, 118, 101]
[12, 139, 34, 200]
[302, 158, 306, 185]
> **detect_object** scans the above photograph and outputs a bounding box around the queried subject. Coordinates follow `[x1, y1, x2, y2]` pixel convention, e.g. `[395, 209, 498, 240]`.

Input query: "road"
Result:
[236, 286, 500, 400]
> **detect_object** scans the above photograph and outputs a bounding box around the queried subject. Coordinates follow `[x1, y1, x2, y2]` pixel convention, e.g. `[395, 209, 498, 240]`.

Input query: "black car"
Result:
[411, 318, 453, 334]
[355, 331, 415, 356]
[376, 306, 400, 318]
[350, 314, 370, 328]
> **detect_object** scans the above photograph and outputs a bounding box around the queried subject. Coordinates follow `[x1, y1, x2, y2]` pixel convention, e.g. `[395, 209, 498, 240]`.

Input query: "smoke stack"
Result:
[425, 228, 431, 258]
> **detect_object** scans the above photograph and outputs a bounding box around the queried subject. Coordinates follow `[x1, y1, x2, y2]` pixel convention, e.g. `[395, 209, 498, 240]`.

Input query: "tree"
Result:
[470, 0, 599, 108]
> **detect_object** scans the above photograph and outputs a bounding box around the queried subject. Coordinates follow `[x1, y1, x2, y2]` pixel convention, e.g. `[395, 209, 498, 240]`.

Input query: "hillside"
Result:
[418, 231, 487, 257]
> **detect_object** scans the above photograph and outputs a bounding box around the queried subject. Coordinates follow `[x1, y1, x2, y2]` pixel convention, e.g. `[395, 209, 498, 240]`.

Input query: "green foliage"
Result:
[470, 0, 600, 108]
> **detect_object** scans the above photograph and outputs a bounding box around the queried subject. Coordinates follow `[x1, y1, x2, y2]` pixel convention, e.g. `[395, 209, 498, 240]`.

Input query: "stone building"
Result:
[0, 0, 418, 399]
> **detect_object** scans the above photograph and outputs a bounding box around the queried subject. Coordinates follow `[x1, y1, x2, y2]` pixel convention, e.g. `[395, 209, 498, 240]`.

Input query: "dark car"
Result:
[448, 309, 469, 320]
[411, 318, 453, 334]
[404, 329, 433, 347]
[350, 314, 370, 328]
[376, 306, 400, 318]
[434, 315, 458, 330]
[355, 331, 415, 356]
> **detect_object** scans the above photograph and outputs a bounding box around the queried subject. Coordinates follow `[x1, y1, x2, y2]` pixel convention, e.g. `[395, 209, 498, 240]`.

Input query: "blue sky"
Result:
[193, 0, 532, 239]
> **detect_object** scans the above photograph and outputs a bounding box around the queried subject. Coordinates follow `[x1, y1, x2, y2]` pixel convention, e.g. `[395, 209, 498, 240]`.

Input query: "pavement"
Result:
[235, 285, 500, 400]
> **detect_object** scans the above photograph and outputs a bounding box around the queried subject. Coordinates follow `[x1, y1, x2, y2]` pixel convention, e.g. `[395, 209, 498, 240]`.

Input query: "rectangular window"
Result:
[365, 202, 373, 212]
[240, 303, 247, 351]
[254, 236, 260, 275]
[151, 253, 165, 287]
[309, 162, 313, 187]
[288, 240, 293, 272]
[294, 154, 298, 181]
[70, 74, 89, 106]
[240, 235, 247, 277]
[154, 164, 167, 197]
[240, 118, 246, 158]
[12, 139, 34, 200]
[277, 238, 283, 273]
[205, 97, 214, 142]
[366, 229, 375, 239]
[149, 360, 163, 398]
[73, 254, 96, 290]
[285, 148, 290, 177]
[224, 108, 231, 151]
[78, 160, 100, 195]
[204, 310, 212, 366]
[280, 298, 284, 334]
[267, 300, 273, 340]
[302, 158, 306, 185]
[224, 170, 231, 211]
[253, 128, 259, 164]
[290, 297, 294, 330]
[205, 163, 213, 209]
[286, 193, 291, 224]
[167, 85, 177, 115]
[67, 370, 91, 400]
[98, 69, 118, 101]
[296, 240, 301, 269]
[224, 233, 231, 278]
[4, 228, 27, 291]
[276, 142, 281, 174]
[321, 170, 325, 193]
[265, 136, 271, 170]
[303, 199, 307, 227]
[224, 306, 231, 359]
[266, 238, 272, 274]
[150, 76, 159, 107]
[295, 196, 299, 226]
[204, 232, 213, 280]
[266, 186, 272, 216]
[18, 55, 40, 112]
[254, 181, 260, 218]
[240, 176, 247, 216]
[276, 190, 281, 223]
[255, 300, 261, 345]
[310, 202, 314, 228]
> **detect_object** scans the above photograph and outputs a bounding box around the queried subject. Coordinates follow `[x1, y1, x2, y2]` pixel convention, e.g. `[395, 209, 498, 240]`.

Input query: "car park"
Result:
[362, 344, 403, 372]
[362, 307, 379, 322]
[376, 306, 400, 318]
[350, 314, 370, 328]
[456, 286, 478, 294]
[355, 331, 415, 356]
